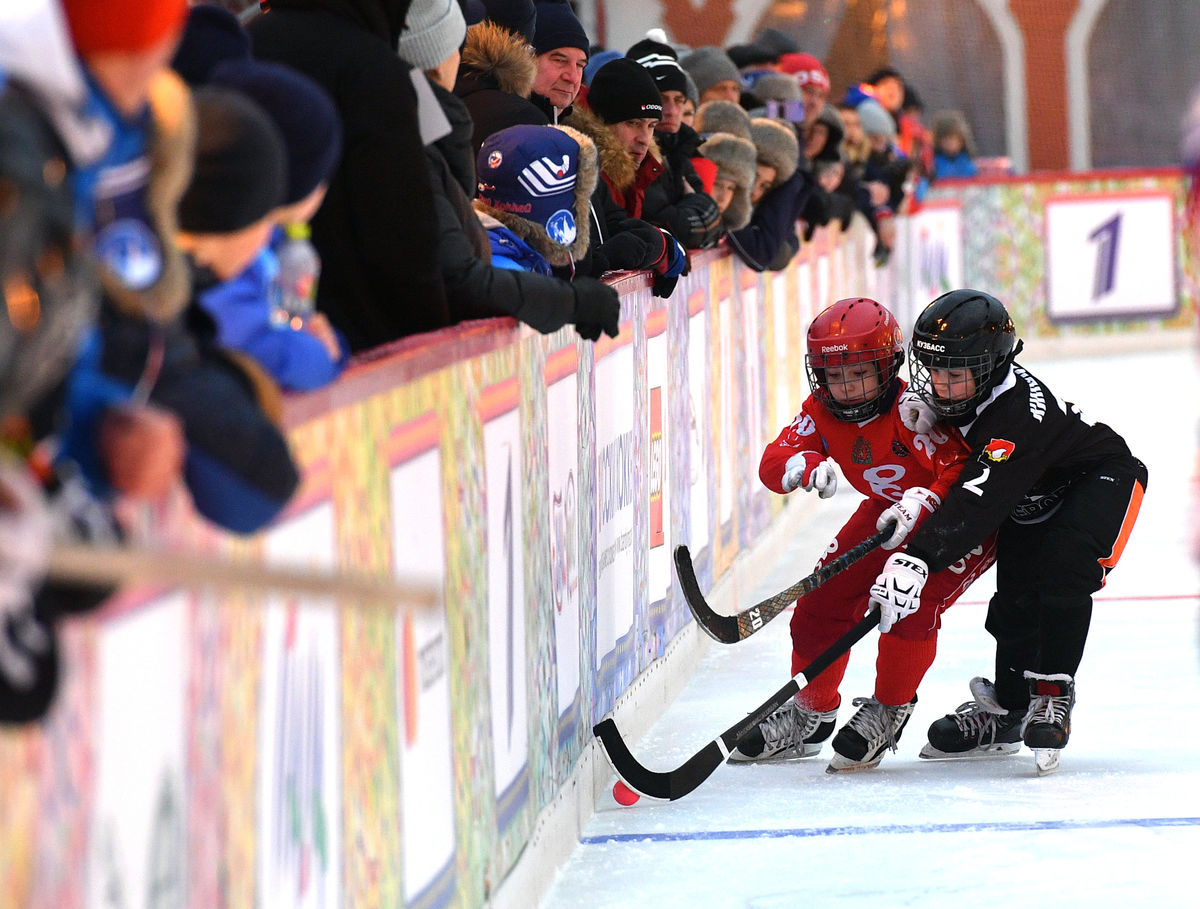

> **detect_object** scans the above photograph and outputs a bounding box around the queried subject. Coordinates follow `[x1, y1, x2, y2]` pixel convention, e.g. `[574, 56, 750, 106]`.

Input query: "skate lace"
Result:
[950, 700, 1008, 745]
[846, 697, 907, 753]
[1025, 693, 1071, 728]
[759, 701, 822, 752]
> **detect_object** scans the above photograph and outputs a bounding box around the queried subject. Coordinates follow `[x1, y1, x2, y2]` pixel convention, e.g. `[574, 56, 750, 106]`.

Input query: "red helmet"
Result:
[805, 297, 904, 421]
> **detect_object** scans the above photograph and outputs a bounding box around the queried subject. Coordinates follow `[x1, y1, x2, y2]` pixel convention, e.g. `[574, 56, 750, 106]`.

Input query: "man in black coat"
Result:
[249, 0, 449, 351]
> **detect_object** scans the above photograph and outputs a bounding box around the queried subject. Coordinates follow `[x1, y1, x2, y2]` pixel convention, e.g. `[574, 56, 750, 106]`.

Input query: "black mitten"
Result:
[572, 277, 620, 340]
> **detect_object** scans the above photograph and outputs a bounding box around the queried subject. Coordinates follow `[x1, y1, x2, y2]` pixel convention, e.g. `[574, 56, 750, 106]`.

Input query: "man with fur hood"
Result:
[456, 19, 549, 154]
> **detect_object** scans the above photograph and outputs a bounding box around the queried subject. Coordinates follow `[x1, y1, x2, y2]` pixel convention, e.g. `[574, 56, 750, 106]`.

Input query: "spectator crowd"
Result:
[0, 0, 985, 723]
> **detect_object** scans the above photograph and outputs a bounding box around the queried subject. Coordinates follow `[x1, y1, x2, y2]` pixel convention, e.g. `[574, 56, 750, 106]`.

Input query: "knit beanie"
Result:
[695, 99, 751, 139]
[749, 117, 799, 183]
[179, 87, 288, 235]
[475, 124, 596, 261]
[679, 46, 740, 97]
[171, 4, 252, 87]
[395, 0, 467, 70]
[698, 133, 756, 229]
[778, 52, 830, 93]
[682, 71, 699, 107]
[587, 58, 663, 124]
[856, 98, 896, 137]
[627, 37, 688, 96]
[531, 1, 589, 56]
[61, 0, 188, 56]
[209, 59, 343, 206]
[584, 49, 623, 85]
[756, 27, 800, 57]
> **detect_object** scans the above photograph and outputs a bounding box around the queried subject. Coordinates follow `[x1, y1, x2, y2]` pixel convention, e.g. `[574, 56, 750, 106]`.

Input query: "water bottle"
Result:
[273, 222, 320, 326]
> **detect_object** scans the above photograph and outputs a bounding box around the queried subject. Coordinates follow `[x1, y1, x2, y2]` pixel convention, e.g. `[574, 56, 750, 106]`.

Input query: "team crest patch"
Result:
[487, 150, 503, 168]
[982, 438, 1015, 462]
[891, 440, 911, 457]
[852, 436, 872, 465]
[545, 208, 577, 245]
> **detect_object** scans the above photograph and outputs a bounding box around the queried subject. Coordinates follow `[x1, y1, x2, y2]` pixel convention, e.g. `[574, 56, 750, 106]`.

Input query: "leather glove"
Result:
[781, 452, 837, 497]
[871, 553, 929, 633]
[673, 192, 722, 248]
[572, 277, 620, 341]
[877, 486, 940, 550]
[897, 389, 938, 434]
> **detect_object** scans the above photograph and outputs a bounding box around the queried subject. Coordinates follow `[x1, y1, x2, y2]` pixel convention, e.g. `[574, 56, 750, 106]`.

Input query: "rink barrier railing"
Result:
[0, 168, 1193, 909]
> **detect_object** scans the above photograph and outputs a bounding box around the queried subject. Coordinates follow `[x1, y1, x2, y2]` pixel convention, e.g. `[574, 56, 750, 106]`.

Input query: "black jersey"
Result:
[905, 362, 1135, 574]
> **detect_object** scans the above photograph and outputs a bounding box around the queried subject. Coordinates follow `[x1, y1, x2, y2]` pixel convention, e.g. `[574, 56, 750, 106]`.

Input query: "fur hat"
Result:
[531, 1, 589, 56]
[395, 0, 467, 70]
[679, 46, 740, 97]
[587, 58, 663, 124]
[698, 133, 756, 229]
[751, 72, 801, 103]
[695, 99, 751, 139]
[932, 109, 977, 156]
[749, 117, 798, 183]
[474, 124, 597, 265]
[856, 98, 896, 137]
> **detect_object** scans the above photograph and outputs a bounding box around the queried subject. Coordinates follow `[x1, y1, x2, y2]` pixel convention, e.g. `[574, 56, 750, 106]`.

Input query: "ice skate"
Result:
[920, 677, 1023, 760]
[728, 699, 837, 762]
[1022, 671, 1075, 775]
[825, 696, 915, 773]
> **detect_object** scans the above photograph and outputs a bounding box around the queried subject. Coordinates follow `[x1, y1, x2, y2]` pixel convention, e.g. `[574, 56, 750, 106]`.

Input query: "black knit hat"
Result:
[531, 0, 589, 55]
[627, 37, 688, 96]
[209, 58, 342, 206]
[170, 3, 251, 87]
[587, 58, 663, 124]
[179, 87, 287, 234]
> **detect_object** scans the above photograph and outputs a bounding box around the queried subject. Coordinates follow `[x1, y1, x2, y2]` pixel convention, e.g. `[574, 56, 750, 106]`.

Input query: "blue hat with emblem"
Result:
[476, 124, 583, 248]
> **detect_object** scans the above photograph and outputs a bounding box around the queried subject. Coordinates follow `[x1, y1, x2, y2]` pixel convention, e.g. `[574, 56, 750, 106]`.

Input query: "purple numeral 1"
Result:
[1088, 213, 1120, 300]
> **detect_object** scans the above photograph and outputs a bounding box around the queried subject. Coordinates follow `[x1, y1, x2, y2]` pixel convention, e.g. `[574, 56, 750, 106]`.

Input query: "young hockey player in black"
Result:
[870, 288, 1147, 773]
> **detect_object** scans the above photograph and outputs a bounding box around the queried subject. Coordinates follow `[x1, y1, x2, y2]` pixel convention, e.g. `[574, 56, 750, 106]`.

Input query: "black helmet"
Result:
[908, 289, 1020, 423]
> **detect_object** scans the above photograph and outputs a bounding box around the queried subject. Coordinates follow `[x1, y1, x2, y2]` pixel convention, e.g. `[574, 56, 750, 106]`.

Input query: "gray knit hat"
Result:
[749, 117, 798, 183]
[856, 98, 896, 138]
[680, 46, 739, 97]
[395, 0, 467, 70]
[695, 99, 751, 139]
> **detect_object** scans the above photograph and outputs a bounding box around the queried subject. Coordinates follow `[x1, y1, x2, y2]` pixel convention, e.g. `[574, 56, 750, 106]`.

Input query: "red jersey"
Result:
[760, 382, 969, 504]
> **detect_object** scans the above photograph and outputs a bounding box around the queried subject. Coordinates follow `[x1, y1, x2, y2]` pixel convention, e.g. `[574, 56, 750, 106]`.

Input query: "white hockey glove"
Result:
[0, 465, 52, 690]
[781, 452, 837, 498]
[876, 486, 940, 550]
[897, 389, 938, 434]
[870, 553, 929, 633]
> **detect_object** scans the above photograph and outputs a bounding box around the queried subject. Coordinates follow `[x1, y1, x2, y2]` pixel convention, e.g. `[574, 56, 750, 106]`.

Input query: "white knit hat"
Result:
[395, 0, 467, 70]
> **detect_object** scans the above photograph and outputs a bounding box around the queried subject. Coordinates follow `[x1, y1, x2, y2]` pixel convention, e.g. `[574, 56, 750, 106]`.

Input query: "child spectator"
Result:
[932, 109, 979, 179]
[200, 57, 348, 391]
[697, 131, 757, 230]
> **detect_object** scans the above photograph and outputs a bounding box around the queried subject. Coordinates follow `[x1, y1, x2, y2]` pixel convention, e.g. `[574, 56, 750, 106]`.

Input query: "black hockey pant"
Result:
[986, 455, 1148, 711]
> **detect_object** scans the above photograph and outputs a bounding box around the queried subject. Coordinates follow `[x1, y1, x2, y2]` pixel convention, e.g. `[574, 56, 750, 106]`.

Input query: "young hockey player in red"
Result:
[731, 297, 996, 772]
[873, 288, 1147, 773]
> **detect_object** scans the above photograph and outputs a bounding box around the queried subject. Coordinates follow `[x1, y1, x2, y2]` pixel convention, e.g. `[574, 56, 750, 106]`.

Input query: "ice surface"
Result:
[543, 346, 1200, 909]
